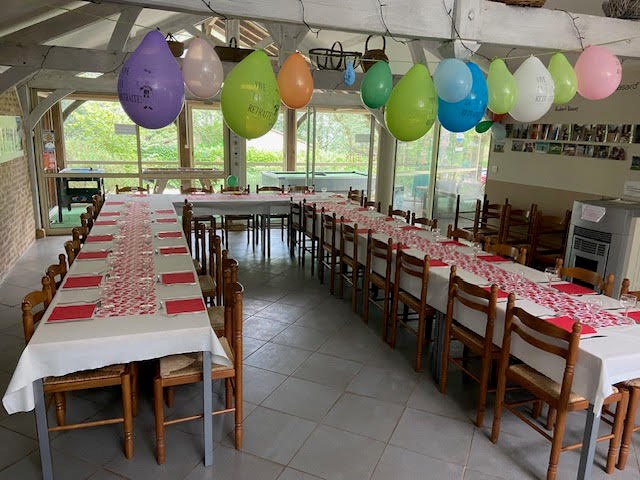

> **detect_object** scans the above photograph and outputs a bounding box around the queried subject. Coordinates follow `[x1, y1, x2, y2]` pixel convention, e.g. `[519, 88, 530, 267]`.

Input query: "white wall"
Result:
[486, 63, 640, 214]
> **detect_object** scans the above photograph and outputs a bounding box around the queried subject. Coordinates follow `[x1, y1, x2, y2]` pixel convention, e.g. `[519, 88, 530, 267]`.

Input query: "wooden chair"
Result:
[614, 279, 640, 470]
[555, 259, 615, 297]
[153, 281, 244, 464]
[411, 213, 437, 230]
[80, 211, 94, 232]
[182, 204, 207, 275]
[491, 295, 629, 478]
[23, 277, 134, 459]
[389, 250, 436, 372]
[46, 253, 67, 294]
[388, 206, 410, 223]
[348, 187, 363, 204]
[256, 185, 287, 245]
[338, 220, 363, 312]
[362, 232, 393, 341]
[220, 186, 253, 246]
[289, 184, 311, 193]
[439, 266, 501, 427]
[446, 224, 478, 244]
[205, 255, 238, 338]
[528, 210, 571, 269]
[362, 197, 381, 212]
[484, 238, 527, 265]
[199, 231, 221, 306]
[502, 203, 538, 246]
[64, 239, 81, 266]
[91, 194, 103, 219]
[72, 225, 89, 245]
[180, 186, 214, 194]
[453, 196, 481, 231]
[289, 200, 303, 258]
[115, 185, 149, 194]
[318, 210, 339, 295]
[301, 201, 318, 275]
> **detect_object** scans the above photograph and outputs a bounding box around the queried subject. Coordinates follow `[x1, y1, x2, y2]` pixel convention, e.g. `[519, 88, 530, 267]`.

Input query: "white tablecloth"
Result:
[3, 194, 230, 414]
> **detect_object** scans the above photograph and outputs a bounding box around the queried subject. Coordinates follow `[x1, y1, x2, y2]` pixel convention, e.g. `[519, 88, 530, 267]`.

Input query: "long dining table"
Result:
[2, 194, 231, 479]
[296, 194, 640, 480]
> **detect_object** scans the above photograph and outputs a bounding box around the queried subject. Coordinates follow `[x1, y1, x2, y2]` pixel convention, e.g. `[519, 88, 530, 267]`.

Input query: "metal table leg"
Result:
[203, 350, 213, 466]
[34, 379, 53, 480]
[577, 405, 599, 480]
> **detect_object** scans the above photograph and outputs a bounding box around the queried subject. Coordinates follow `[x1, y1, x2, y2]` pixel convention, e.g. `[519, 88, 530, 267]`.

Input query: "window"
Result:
[191, 106, 224, 172]
[393, 130, 436, 217]
[246, 110, 285, 187]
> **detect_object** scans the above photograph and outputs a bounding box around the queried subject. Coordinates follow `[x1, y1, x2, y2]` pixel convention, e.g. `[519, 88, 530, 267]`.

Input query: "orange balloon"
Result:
[277, 52, 313, 109]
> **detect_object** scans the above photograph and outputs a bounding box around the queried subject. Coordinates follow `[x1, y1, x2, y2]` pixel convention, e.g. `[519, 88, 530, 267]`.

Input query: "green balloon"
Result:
[384, 64, 437, 142]
[487, 59, 517, 114]
[475, 120, 493, 133]
[226, 175, 238, 187]
[548, 52, 577, 105]
[360, 61, 393, 109]
[221, 50, 280, 139]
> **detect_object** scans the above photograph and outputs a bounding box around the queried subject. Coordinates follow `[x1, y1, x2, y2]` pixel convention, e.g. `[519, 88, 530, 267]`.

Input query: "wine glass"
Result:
[321, 186, 328, 194]
[620, 293, 637, 318]
[308, 185, 315, 194]
[585, 296, 604, 317]
[432, 227, 441, 243]
[513, 270, 525, 295]
[472, 242, 481, 259]
[544, 267, 559, 290]
[284, 185, 291, 196]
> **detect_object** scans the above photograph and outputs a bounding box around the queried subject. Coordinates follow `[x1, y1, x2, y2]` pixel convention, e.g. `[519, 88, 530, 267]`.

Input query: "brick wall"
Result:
[0, 88, 35, 280]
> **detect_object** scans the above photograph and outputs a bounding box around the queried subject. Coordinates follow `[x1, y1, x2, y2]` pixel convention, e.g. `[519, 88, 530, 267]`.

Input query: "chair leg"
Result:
[121, 370, 134, 459]
[166, 386, 175, 408]
[475, 353, 492, 427]
[225, 378, 232, 409]
[415, 310, 426, 372]
[532, 400, 543, 419]
[546, 407, 556, 430]
[389, 297, 400, 349]
[235, 374, 243, 450]
[153, 377, 166, 464]
[606, 391, 629, 474]
[329, 254, 336, 295]
[54, 392, 65, 426]
[350, 264, 358, 312]
[381, 288, 391, 342]
[439, 332, 451, 395]
[617, 386, 640, 470]
[131, 362, 139, 416]
[547, 409, 569, 480]
[310, 240, 316, 276]
[362, 274, 370, 324]
[337, 260, 344, 299]
[490, 362, 507, 444]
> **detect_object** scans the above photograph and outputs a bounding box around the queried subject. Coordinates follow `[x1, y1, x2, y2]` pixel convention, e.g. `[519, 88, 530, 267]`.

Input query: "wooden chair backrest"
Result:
[91, 194, 103, 218]
[115, 185, 149, 194]
[227, 281, 244, 369]
[529, 209, 571, 262]
[208, 232, 223, 304]
[289, 185, 310, 193]
[394, 250, 430, 304]
[221, 185, 249, 194]
[447, 265, 498, 348]
[181, 186, 213, 194]
[72, 226, 89, 244]
[362, 198, 381, 212]
[366, 232, 392, 282]
[80, 212, 94, 232]
[302, 201, 317, 236]
[290, 201, 302, 229]
[503, 294, 580, 409]
[556, 261, 614, 297]
[454, 196, 481, 231]
[320, 210, 337, 251]
[256, 185, 283, 193]
[46, 254, 67, 294]
[485, 239, 527, 265]
[64, 240, 81, 265]
[447, 224, 477, 243]
[348, 188, 363, 204]
[182, 203, 194, 253]
[411, 214, 437, 230]
[340, 221, 358, 262]
[22, 276, 53, 344]
[388, 206, 410, 222]
[620, 278, 640, 299]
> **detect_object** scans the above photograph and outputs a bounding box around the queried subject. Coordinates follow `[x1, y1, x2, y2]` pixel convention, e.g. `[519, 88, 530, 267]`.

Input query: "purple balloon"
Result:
[118, 30, 185, 129]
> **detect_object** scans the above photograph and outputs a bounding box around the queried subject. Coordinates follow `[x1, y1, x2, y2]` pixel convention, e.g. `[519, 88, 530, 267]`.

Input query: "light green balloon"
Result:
[360, 61, 393, 109]
[221, 50, 280, 139]
[384, 64, 437, 142]
[226, 175, 238, 187]
[548, 52, 577, 105]
[487, 59, 517, 114]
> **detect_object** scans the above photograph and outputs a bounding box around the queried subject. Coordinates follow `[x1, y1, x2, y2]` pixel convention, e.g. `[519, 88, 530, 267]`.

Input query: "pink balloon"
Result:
[183, 37, 223, 99]
[574, 45, 622, 100]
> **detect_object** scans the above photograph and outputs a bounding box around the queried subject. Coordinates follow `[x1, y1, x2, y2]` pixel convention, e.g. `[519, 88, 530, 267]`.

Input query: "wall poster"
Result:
[0, 115, 24, 164]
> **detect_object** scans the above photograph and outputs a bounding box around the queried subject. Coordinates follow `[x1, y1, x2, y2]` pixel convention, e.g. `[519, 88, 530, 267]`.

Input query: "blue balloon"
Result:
[434, 58, 472, 103]
[438, 62, 488, 133]
[344, 61, 356, 87]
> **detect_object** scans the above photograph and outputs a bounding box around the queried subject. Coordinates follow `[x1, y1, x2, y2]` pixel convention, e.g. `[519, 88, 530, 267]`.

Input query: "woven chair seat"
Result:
[159, 338, 234, 378]
[508, 364, 610, 404]
[207, 306, 224, 331]
[199, 274, 216, 295]
[452, 323, 500, 353]
[625, 378, 640, 388]
[44, 364, 126, 385]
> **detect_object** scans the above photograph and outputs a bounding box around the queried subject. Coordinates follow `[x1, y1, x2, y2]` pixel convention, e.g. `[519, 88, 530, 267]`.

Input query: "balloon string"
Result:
[441, 0, 492, 63]
[377, 1, 407, 45]
[200, 0, 227, 20]
[298, 0, 321, 38]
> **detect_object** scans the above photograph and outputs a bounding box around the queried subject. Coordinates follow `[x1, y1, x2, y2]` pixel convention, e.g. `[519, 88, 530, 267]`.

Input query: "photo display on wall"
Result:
[493, 122, 636, 161]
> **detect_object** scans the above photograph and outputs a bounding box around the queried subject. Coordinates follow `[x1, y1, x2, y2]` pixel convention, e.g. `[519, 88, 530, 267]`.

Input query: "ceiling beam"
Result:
[105, 0, 454, 40]
[107, 7, 143, 51]
[0, 66, 38, 96]
[125, 13, 210, 50]
[62, 100, 86, 121]
[254, 35, 275, 50]
[0, 43, 126, 73]
[1, 3, 124, 44]
[25, 89, 74, 130]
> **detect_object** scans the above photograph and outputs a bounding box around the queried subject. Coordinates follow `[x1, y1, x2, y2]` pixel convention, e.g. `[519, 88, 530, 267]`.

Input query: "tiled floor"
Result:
[1, 233, 640, 479]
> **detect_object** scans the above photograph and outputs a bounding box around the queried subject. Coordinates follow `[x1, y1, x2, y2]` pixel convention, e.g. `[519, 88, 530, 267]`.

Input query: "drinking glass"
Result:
[308, 185, 315, 194]
[585, 296, 604, 316]
[620, 293, 637, 318]
[544, 267, 559, 290]
[472, 242, 481, 259]
[321, 186, 328, 193]
[514, 270, 525, 295]
[432, 227, 441, 243]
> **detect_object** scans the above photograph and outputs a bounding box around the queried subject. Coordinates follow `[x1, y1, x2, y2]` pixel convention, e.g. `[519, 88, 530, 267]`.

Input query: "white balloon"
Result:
[491, 122, 507, 141]
[183, 37, 223, 99]
[508, 56, 555, 122]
